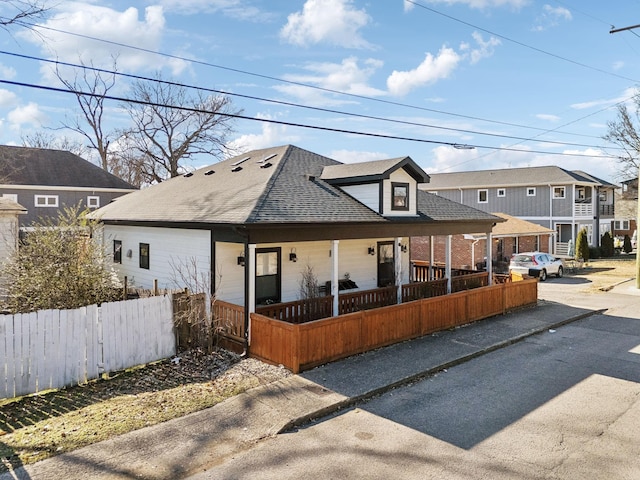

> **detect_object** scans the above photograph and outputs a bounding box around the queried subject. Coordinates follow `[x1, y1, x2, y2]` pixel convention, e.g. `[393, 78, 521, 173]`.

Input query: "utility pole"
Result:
[610, 23, 640, 288]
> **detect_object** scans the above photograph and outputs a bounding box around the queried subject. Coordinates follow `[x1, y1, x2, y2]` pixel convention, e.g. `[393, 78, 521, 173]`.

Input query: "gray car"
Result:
[509, 252, 564, 281]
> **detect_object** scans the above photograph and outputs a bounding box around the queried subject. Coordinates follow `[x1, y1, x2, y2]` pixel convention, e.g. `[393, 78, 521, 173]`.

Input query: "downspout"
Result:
[548, 183, 554, 253]
[594, 186, 600, 246]
[471, 238, 480, 269]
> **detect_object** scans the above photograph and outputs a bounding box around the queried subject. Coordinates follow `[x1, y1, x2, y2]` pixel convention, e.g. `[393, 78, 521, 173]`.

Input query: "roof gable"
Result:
[0, 145, 136, 190]
[321, 156, 429, 185]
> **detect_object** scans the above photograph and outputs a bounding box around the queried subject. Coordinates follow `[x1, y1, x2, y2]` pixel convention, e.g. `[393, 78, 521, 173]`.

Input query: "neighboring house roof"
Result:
[93, 145, 498, 229]
[0, 145, 136, 190]
[463, 213, 553, 239]
[0, 197, 27, 214]
[321, 156, 429, 185]
[424, 165, 614, 190]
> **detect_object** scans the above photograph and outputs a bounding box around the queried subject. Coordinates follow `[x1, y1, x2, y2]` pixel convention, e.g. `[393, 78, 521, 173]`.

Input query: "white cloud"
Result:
[422, 0, 529, 9]
[280, 0, 372, 48]
[23, 3, 188, 77]
[228, 113, 300, 153]
[612, 61, 625, 71]
[387, 46, 460, 96]
[404, 0, 415, 12]
[533, 4, 572, 31]
[276, 57, 385, 105]
[571, 87, 636, 110]
[0, 89, 18, 108]
[330, 149, 389, 163]
[465, 32, 501, 64]
[0, 64, 16, 79]
[158, 0, 272, 21]
[7, 103, 47, 128]
[536, 114, 560, 122]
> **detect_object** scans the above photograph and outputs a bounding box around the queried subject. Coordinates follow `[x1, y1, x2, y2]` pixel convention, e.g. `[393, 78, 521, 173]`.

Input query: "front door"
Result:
[377, 241, 395, 287]
[255, 248, 281, 305]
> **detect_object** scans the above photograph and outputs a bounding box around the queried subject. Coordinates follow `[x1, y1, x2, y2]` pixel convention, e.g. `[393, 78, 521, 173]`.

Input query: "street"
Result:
[190, 278, 640, 479]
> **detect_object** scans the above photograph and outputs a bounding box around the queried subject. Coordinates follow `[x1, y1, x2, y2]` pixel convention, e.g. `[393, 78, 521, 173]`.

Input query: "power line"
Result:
[0, 49, 622, 152]
[0, 78, 620, 161]
[10, 19, 609, 140]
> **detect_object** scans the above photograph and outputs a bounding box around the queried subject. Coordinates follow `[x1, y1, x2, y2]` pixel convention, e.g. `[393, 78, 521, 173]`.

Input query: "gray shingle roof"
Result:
[0, 197, 26, 213]
[425, 165, 611, 190]
[0, 145, 136, 190]
[94, 144, 498, 226]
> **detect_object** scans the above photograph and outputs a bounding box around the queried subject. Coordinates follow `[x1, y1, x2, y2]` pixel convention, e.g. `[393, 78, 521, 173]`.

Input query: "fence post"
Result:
[123, 276, 128, 300]
[153, 279, 159, 296]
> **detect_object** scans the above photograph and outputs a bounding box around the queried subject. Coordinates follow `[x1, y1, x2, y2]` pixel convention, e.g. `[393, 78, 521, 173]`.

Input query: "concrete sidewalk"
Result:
[2, 300, 604, 480]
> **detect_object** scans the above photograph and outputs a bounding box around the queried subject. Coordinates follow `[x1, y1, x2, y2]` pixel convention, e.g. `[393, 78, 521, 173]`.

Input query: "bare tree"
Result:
[120, 74, 240, 184]
[603, 92, 640, 180]
[0, 0, 47, 29]
[56, 59, 118, 171]
[22, 131, 89, 158]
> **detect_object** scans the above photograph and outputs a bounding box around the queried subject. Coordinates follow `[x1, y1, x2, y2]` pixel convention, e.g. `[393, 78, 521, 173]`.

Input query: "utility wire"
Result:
[0, 50, 622, 152]
[0, 78, 620, 160]
[9, 19, 608, 140]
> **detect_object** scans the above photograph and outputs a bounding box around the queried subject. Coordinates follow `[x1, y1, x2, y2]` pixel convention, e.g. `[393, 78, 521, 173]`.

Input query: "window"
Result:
[614, 220, 630, 230]
[477, 189, 488, 203]
[2, 193, 17, 202]
[599, 191, 607, 202]
[391, 182, 409, 210]
[87, 196, 100, 208]
[139, 243, 150, 269]
[526, 187, 536, 197]
[553, 186, 566, 199]
[576, 187, 585, 200]
[34, 195, 58, 207]
[113, 240, 122, 264]
[256, 248, 281, 304]
[497, 188, 506, 197]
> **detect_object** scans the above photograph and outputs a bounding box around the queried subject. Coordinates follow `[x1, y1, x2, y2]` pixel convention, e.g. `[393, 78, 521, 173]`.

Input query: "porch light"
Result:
[289, 248, 297, 262]
[368, 246, 375, 255]
[237, 254, 245, 266]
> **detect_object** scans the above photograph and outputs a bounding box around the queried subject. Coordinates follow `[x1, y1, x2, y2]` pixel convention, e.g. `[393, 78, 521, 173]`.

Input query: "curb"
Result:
[278, 307, 607, 434]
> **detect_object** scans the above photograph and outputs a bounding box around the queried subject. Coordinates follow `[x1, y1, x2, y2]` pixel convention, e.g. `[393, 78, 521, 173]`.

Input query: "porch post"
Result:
[331, 240, 339, 316]
[445, 235, 452, 294]
[429, 235, 434, 280]
[395, 237, 402, 304]
[247, 243, 256, 344]
[486, 231, 493, 285]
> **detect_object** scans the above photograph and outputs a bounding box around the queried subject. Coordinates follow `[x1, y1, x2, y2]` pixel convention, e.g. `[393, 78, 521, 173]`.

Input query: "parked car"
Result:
[509, 252, 563, 281]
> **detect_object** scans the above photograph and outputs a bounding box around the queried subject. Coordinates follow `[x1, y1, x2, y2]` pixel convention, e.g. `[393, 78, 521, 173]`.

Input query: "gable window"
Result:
[553, 186, 566, 199]
[35, 195, 58, 207]
[391, 182, 409, 210]
[477, 189, 488, 203]
[113, 240, 122, 264]
[139, 243, 150, 269]
[497, 188, 506, 198]
[526, 187, 536, 197]
[87, 196, 100, 208]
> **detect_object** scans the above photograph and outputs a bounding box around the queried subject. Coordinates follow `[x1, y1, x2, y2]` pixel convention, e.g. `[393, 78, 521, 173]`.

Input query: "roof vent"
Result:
[183, 172, 193, 177]
[260, 162, 273, 169]
[231, 166, 243, 172]
[204, 170, 215, 176]
[231, 156, 250, 167]
[307, 175, 316, 181]
[257, 153, 277, 164]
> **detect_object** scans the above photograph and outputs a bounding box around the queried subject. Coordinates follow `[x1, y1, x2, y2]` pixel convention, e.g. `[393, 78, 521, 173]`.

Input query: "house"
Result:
[614, 177, 637, 241]
[91, 144, 501, 321]
[422, 166, 616, 255]
[0, 145, 137, 228]
[412, 213, 555, 273]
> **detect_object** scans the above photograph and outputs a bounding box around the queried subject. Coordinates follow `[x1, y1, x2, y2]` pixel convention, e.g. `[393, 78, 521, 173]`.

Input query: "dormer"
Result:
[320, 156, 429, 217]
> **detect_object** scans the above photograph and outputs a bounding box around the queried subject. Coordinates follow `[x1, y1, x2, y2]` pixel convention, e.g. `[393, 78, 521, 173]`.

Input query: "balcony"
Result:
[599, 204, 614, 217]
[574, 202, 593, 218]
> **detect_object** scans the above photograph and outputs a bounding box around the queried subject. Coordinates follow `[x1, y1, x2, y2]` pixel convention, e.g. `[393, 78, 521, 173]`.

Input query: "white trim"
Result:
[2, 193, 18, 202]
[497, 188, 506, 197]
[526, 187, 536, 197]
[477, 189, 488, 203]
[34, 194, 58, 207]
[87, 196, 100, 208]
[553, 186, 566, 199]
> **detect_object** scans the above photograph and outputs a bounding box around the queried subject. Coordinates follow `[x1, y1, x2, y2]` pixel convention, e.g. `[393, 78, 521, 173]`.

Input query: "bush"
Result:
[624, 234, 633, 254]
[588, 246, 601, 259]
[576, 227, 589, 261]
[600, 232, 614, 257]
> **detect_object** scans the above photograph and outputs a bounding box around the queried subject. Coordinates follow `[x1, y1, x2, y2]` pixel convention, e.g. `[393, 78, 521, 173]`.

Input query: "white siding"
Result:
[215, 242, 246, 305]
[103, 225, 211, 290]
[383, 169, 417, 216]
[341, 184, 379, 212]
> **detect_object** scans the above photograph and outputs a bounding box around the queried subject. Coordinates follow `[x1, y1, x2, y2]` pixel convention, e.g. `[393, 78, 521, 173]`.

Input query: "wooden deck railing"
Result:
[412, 261, 479, 282]
[451, 272, 489, 292]
[256, 296, 333, 324]
[402, 278, 448, 302]
[338, 285, 397, 314]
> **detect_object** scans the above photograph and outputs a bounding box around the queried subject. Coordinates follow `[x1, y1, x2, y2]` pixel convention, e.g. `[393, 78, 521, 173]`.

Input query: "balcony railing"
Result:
[599, 204, 614, 216]
[574, 203, 593, 217]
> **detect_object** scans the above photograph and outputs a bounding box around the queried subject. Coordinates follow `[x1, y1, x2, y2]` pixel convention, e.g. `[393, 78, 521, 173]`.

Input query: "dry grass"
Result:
[573, 257, 637, 292]
[0, 349, 290, 472]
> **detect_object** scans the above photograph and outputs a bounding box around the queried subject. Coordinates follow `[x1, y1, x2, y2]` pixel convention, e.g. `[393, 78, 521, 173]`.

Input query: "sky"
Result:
[1, 0, 640, 183]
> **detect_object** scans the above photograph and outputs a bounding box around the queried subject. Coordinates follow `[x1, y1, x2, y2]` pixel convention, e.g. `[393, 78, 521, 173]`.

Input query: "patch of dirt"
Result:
[0, 348, 290, 472]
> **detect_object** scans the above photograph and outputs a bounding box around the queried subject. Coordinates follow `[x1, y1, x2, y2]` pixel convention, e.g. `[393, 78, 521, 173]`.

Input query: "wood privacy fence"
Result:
[0, 296, 175, 400]
[249, 279, 538, 373]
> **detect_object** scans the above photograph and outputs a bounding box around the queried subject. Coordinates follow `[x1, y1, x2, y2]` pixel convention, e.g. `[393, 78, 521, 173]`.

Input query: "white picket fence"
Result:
[0, 295, 176, 399]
